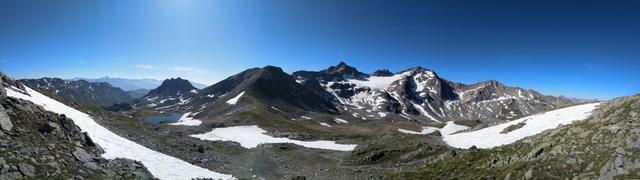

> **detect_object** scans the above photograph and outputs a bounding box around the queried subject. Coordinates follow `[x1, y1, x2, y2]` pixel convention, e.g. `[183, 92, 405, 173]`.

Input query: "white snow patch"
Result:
[398, 121, 468, 136]
[378, 112, 387, 118]
[170, 113, 202, 126]
[319, 122, 332, 127]
[333, 118, 348, 124]
[398, 127, 438, 135]
[226, 91, 245, 105]
[300, 116, 312, 120]
[443, 103, 600, 149]
[346, 74, 404, 90]
[191, 125, 357, 151]
[6, 87, 233, 180]
[439, 121, 470, 135]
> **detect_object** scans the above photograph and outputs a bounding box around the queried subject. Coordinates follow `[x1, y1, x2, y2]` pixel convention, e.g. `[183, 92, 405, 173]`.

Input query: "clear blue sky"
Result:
[1, 0, 639, 100]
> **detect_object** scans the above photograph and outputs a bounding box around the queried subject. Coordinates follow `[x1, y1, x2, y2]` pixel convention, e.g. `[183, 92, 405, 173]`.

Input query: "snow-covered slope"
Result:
[226, 91, 245, 105]
[5, 86, 233, 180]
[170, 112, 202, 126]
[346, 73, 405, 90]
[191, 125, 357, 151]
[443, 102, 601, 149]
[397, 121, 469, 135]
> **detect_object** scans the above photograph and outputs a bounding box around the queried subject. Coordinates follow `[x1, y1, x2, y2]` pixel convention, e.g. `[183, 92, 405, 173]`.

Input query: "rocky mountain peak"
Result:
[402, 66, 435, 75]
[259, 66, 287, 77]
[372, 69, 394, 77]
[145, 77, 196, 97]
[321, 61, 368, 79]
[482, 80, 505, 89]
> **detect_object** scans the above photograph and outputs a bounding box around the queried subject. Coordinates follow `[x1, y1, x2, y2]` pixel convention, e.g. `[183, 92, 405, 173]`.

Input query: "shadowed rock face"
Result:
[372, 69, 394, 77]
[321, 62, 369, 79]
[144, 78, 196, 98]
[181, 66, 339, 118]
[293, 62, 369, 81]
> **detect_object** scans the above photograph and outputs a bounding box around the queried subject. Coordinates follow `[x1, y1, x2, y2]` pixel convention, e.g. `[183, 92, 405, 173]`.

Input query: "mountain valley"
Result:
[0, 62, 629, 179]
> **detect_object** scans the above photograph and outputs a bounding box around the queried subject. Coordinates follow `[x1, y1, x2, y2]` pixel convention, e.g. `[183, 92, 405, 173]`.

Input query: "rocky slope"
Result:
[0, 72, 154, 179]
[390, 94, 640, 179]
[19, 78, 137, 107]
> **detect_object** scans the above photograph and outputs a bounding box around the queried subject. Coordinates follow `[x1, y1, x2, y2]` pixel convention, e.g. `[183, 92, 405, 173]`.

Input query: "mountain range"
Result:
[1, 62, 629, 179]
[19, 78, 141, 107]
[136, 62, 588, 126]
[72, 76, 208, 90]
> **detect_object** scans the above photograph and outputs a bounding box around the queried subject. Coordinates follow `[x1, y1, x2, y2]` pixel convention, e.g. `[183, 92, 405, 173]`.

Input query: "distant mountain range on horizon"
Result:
[70, 76, 209, 90]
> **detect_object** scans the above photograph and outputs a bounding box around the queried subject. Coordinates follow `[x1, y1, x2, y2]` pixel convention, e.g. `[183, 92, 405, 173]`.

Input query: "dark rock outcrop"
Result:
[372, 69, 394, 77]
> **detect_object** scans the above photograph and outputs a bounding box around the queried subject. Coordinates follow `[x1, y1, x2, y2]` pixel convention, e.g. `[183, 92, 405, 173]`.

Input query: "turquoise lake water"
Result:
[144, 113, 182, 124]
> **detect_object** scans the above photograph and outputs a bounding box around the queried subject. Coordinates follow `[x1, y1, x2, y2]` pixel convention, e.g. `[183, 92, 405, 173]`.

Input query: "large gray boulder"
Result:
[72, 147, 94, 163]
[0, 105, 12, 131]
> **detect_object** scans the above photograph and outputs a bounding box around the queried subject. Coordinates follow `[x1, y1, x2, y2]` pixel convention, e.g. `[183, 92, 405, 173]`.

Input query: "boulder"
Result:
[72, 147, 94, 163]
[18, 162, 35, 177]
[83, 162, 98, 170]
[0, 105, 12, 131]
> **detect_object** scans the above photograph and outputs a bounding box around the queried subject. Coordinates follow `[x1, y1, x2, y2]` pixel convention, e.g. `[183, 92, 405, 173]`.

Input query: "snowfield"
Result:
[443, 102, 601, 149]
[397, 121, 469, 135]
[397, 127, 438, 135]
[346, 74, 404, 90]
[6, 87, 234, 180]
[439, 121, 470, 135]
[226, 91, 245, 105]
[170, 112, 202, 126]
[191, 125, 357, 151]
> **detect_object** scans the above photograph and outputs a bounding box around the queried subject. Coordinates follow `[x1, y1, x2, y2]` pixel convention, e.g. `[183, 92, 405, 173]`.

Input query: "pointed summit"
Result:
[321, 61, 368, 79]
[372, 69, 394, 77]
[145, 77, 196, 97]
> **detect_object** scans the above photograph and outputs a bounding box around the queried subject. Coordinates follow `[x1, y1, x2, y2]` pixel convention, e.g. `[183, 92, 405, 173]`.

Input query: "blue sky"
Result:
[1, 0, 639, 99]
